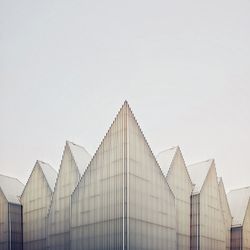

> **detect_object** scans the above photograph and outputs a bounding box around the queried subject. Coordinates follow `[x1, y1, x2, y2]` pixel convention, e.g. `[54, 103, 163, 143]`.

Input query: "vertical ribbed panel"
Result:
[191, 164, 226, 250]
[218, 180, 232, 250]
[71, 102, 177, 250]
[21, 163, 53, 250]
[0, 190, 9, 250]
[127, 106, 177, 249]
[47, 144, 81, 250]
[71, 102, 127, 250]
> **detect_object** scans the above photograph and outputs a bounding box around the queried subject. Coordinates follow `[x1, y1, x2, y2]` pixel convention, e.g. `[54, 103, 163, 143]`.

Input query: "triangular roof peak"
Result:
[37, 161, 57, 191]
[157, 146, 179, 176]
[228, 186, 250, 226]
[0, 174, 24, 204]
[66, 141, 91, 176]
[188, 159, 214, 194]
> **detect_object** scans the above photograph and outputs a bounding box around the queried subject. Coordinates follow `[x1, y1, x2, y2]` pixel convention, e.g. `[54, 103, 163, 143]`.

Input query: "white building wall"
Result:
[166, 148, 192, 250]
[199, 165, 226, 250]
[21, 163, 53, 250]
[218, 179, 232, 250]
[243, 202, 250, 250]
[47, 144, 81, 250]
[0, 190, 8, 250]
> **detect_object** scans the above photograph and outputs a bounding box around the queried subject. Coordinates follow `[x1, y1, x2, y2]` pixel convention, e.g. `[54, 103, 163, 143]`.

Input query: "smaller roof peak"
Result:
[66, 141, 91, 176]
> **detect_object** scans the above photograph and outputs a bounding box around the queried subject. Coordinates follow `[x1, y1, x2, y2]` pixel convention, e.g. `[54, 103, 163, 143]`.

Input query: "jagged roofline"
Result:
[0, 174, 24, 204]
[21, 160, 55, 199]
[47, 141, 79, 216]
[73, 101, 175, 198]
[228, 186, 250, 226]
[218, 177, 232, 218]
[189, 159, 215, 194]
[163, 146, 193, 186]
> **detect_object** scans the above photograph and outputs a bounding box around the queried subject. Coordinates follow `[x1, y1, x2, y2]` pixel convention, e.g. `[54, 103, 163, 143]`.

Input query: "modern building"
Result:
[21, 161, 57, 250]
[188, 159, 226, 250]
[0, 174, 24, 250]
[228, 187, 250, 250]
[70, 101, 177, 250]
[218, 177, 232, 250]
[47, 141, 91, 250]
[157, 146, 193, 250]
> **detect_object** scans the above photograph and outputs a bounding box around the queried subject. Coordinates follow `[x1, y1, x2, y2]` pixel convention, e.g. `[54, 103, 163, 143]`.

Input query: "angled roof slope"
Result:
[67, 141, 91, 175]
[188, 159, 214, 194]
[227, 186, 250, 226]
[0, 174, 24, 204]
[157, 146, 178, 176]
[38, 161, 57, 191]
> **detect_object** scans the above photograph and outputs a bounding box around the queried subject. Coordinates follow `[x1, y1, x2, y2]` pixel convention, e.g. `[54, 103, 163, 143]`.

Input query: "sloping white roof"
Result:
[188, 159, 213, 194]
[157, 146, 178, 176]
[227, 186, 250, 226]
[0, 174, 24, 204]
[38, 161, 57, 191]
[67, 141, 91, 175]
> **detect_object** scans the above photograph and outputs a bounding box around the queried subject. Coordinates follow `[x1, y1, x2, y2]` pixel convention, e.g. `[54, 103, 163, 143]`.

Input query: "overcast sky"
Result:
[1, 0, 250, 191]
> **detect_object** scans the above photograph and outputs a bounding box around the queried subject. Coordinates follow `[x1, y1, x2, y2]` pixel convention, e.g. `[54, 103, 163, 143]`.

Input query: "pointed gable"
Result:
[188, 159, 214, 194]
[71, 101, 176, 250]
[0, 174, 24, 204]
[228, 186, 250, 226]
[67, 141, 91, 176]
[38, 161, 57, 191]
[157, 146, 178, 176]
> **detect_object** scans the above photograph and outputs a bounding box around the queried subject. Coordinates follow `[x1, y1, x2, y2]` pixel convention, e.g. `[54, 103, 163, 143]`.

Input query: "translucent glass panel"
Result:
[8, 203, 23, 250]
[71, 106, 125, 250]
[231, 227, 242, 250]
[166, 149, 192, 250]
[71, 102, 177, 250]
[127, 108, 176, 249]
[0, 191, 8, 250]
[218, 180, 232, 250]
[243, 204, 250, 250]
[47, 144, 81, 250]
[21, 164, 53, 250]
[191, 166, 226, 250]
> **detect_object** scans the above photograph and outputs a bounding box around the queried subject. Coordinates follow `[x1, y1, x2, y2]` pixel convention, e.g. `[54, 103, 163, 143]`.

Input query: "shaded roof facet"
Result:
[188, 159, 214, 194]
[157, 146, 178, 176]
[227, 186, 250, 226]
[38, 161, 57, 191]
[0, 174, 24, 204]
[67, 141, 91, 176]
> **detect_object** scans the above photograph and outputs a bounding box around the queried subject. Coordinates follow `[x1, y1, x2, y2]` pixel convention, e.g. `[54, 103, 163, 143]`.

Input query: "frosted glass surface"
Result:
[190, 164, 226, 250]
[21, 163, 55, 250]
[71, 102, 177, 250]
[47, 143, 82, 250]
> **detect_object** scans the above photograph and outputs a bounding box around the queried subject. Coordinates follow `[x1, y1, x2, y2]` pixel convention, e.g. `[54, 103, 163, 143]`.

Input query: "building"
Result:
[228, 187, 250, 250]
[0, 174, 24, 250]
[218, 177, 232, 250]
[47, 141, 91, 250]
[188, 159, 226, 250]
[157, 146, 193, 250]
[70, 101, 177, 250]
[21, 161, 57, 250]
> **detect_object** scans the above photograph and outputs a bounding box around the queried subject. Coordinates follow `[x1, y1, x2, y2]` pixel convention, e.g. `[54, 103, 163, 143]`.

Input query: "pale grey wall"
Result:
[0, 0, 250, 191]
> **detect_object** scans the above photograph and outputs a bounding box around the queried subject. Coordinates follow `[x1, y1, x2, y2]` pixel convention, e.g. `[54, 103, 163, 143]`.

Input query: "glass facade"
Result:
[0, 175, 24, 250]
[47, 142, 90, 250]
[190, 162, 226, 250]
[0, 190, 9, 250]
[158, 147, 192, 250]
[218, 178, 232, 250]
[21, 161, 56, 250]
[71, 101, 177, 250]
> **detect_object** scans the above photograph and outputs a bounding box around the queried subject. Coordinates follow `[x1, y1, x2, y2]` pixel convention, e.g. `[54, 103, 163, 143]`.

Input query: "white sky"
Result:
[0, 0, 250, 191]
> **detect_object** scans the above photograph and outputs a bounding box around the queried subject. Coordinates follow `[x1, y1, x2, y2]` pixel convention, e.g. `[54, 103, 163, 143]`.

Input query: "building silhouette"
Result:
[1, 101, 250, 250]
